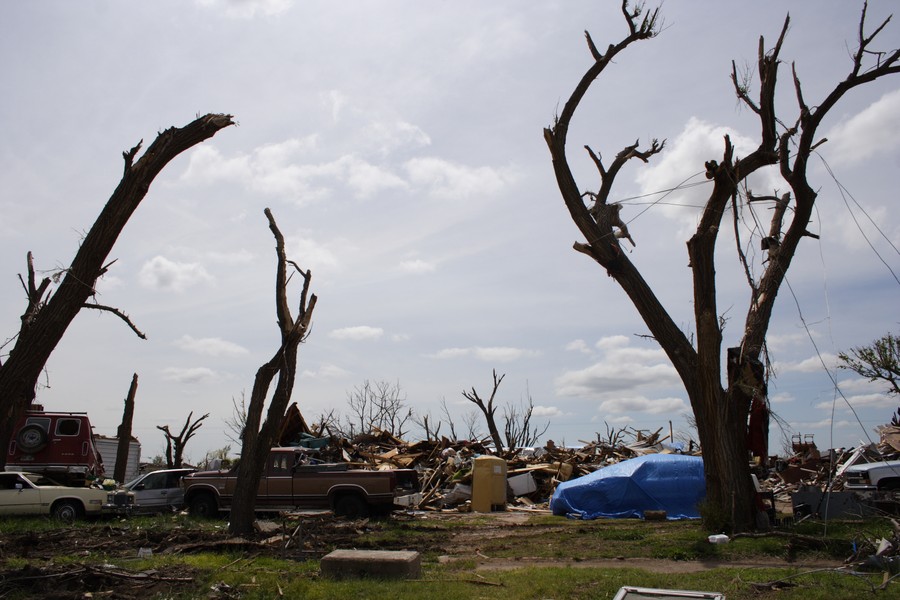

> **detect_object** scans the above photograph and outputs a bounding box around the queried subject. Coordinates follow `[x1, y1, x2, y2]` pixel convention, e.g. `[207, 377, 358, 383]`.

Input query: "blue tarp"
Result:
[550, 454, 705, 520]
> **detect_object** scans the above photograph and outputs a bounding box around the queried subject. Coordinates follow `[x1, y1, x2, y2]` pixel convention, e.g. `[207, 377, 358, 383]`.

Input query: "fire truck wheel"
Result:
[16, 424, 48, 453]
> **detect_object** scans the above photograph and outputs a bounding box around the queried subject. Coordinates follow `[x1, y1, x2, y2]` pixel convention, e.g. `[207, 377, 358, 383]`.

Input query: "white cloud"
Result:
[776, 353, 837, 374]
[398, 258, 436, 274]
[174, 335, 249, 357]
[766, 331, 815, 352]
[531, 405, 562, 418]
[474, 347, 539, 362]
[362, 121, 432, 156]
[565, 339, 591, 354]
[329, 326, 384, 341]
[181, 142, 406, 202]
[430, 346, 539, 363]
[285, 235, 342, 276]
[597, 395, 688, 415]
[791, 418, 853, 430]
[824, 89, 900, 166]
[459, 15, 532, 61]
[301, 363, 351, 379]
[391, 333, 411, 342]
[204, 249, 255, 265]
[555, 337, 681, 398]
[194, 0, 292, 19]
[769, 392, 794, 404]
[138, 256, 213, 292]
[635, 117, 774, 234]
[405, 157, 517, 200]
[431, 348, 471, 360]
[321, 90, 349, 123]
[161, 366, 219, 384]
[816, 392, 894, 411]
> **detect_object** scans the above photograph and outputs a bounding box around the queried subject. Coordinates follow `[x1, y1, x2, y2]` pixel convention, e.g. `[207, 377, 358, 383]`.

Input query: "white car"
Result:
[124, 468, 195, 513]
[0, 471, 136, 521]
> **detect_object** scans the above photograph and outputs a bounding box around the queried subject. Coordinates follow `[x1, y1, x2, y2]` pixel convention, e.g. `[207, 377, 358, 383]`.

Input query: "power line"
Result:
[817, 152, 900, 286]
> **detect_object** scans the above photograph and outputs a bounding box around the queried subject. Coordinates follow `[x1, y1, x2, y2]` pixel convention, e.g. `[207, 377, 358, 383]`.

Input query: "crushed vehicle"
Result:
[182, 447, 420, 518]
[124, 468, 195, 513]
[550, 454, 705, 520]
[0, 471, 135, 521]
[6, 408, 105, 486]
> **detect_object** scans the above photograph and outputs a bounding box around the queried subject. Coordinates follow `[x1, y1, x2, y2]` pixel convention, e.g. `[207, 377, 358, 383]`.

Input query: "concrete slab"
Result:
[320, 549, 422, 579]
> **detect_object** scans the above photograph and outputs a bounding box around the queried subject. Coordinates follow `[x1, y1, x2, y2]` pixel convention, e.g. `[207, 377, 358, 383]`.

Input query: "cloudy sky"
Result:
[2, 1, 899, 462]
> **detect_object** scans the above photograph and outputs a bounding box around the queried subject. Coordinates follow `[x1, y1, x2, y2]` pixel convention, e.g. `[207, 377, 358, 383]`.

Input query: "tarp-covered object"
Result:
[550, 454, 705, 520]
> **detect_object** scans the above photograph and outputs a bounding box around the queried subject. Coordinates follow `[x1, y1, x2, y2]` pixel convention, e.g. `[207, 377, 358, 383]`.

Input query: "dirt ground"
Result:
[0, 510, 843, 599]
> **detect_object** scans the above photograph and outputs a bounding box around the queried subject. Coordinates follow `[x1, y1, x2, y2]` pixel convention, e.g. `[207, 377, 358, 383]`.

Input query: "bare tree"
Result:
[462, 370, 506, 451]
[345, 379, 412, 438]
[503, 391, 550, 449]
[223, 391, 248, 446]
[156, 411, 209, 468]
[462, 411, 482, 441]
[439, 398, 460, 441]
[228, 208, 317, 536]
[412, 410, 442, 442]
[0, 114, 234, 465]
[544, 2, 899, 531]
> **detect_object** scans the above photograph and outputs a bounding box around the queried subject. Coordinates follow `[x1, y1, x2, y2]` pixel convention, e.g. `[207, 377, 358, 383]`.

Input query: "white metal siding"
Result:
[94, 436, 141, 483]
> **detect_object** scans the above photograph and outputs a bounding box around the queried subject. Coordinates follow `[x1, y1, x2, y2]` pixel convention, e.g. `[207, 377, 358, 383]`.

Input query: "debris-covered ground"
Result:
[2, 509, 899, 599]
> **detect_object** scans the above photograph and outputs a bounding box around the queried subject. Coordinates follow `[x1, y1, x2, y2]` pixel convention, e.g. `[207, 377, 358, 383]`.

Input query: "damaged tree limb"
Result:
[0, 113, 234, 468]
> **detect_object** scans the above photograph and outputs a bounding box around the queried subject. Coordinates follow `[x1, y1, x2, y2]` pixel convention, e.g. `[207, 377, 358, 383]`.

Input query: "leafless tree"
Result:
[439, 398, 459, 441]
[0, 114, 234, 467]
[502, 390, 550, 449]
[223, 391, 248, 446]
[598, 422, 627, 447]
[462, 370, 506, 451]
[228, 208, 317, 536]
[412, 410, 442, 442]
[544, 1, 899, 531]
[310, 408, 340, 437]
[462, 411, 482, 441]
[345, 379, 412, 438]
[157, 411, 209, 468]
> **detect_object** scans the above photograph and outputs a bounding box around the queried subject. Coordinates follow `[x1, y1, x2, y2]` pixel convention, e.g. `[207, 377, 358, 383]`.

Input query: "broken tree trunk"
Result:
[0, 114, 234, 467]
[113, 373, 138, 483]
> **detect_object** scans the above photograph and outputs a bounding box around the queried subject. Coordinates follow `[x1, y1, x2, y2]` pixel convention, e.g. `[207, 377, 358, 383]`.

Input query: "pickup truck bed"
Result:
[182, 447, 419, 518]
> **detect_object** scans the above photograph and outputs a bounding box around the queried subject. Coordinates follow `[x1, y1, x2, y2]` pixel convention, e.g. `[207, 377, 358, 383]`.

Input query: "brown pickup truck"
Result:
[182, 447, 420, 518]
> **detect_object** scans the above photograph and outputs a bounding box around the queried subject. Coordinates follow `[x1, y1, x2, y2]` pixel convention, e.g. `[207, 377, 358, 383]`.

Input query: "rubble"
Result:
[277, 402, 900, 528]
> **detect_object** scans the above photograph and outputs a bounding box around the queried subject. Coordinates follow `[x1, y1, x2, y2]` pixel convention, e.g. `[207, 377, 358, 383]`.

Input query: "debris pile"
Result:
[278, 403, 900, 518]
[278, 403, 696, 511]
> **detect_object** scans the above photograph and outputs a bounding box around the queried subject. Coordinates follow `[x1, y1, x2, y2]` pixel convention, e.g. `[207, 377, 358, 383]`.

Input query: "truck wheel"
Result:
[189, 493, 218, 518]
[878, 478, 900, 491]
[16, 424, 48, 453]
[51, 500, 84, 522]
[334, 494, 369, 519]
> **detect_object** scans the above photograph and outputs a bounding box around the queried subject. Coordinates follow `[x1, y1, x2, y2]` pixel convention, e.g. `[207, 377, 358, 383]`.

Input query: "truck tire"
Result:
[188, 493, 218, 518]
[51, 500, 84, 522]
[16, 424, 48, 453]
[334, 494, 369, 519]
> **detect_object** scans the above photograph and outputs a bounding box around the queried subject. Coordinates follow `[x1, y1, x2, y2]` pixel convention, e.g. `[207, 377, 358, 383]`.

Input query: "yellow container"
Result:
[471, 455, 507, 512]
